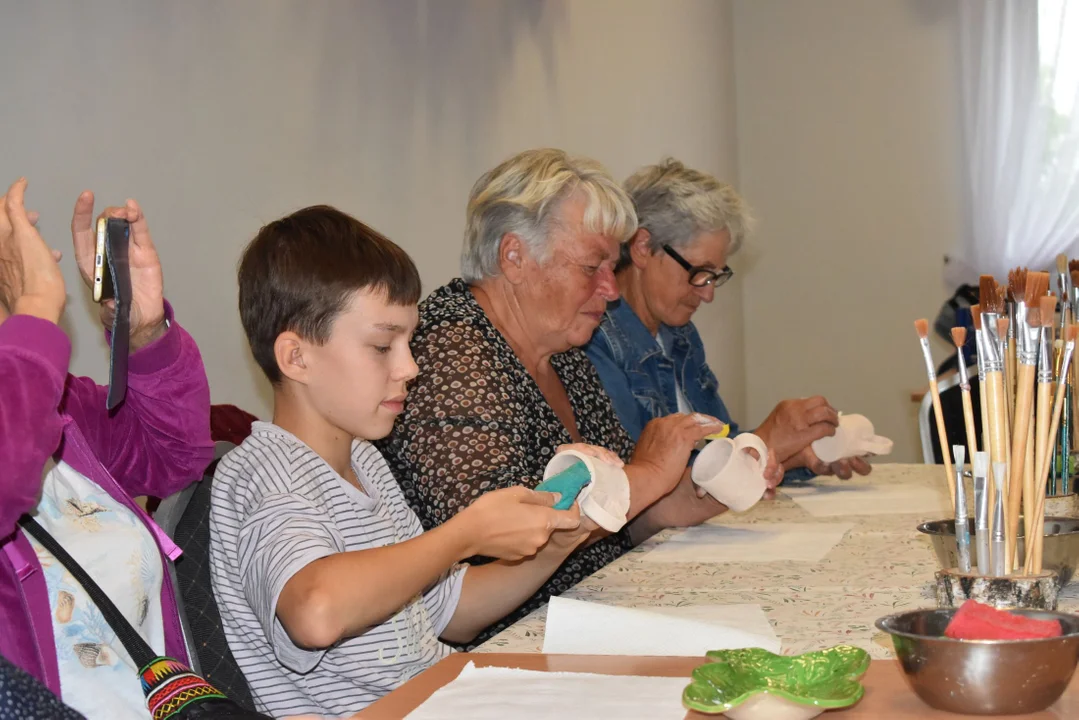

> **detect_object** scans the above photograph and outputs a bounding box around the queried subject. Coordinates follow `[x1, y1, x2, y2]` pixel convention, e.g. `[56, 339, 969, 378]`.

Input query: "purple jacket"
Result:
[0, 304, 213, 698]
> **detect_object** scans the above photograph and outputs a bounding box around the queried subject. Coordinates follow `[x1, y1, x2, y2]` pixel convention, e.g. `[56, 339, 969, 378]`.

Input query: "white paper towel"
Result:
[641, 522, 853, 564]
[405, 663, 689, 719]
[541, 596, 781, 656]
[782, 483, 951, 517]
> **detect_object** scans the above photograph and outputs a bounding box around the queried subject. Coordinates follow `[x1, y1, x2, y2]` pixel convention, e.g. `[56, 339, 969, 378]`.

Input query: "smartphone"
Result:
[92, 217, 114, 303]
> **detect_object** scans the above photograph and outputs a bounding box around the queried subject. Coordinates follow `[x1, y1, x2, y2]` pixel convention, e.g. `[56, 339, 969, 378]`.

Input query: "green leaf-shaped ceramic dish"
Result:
[683, 645, 870, 718]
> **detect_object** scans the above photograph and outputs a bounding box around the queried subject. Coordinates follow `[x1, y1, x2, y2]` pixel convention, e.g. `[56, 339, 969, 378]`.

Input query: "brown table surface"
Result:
[357, 653, 1079, 719]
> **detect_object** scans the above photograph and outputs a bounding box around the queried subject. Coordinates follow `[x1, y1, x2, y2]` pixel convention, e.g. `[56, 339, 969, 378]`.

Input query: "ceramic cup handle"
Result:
[733, 433, 769, 472]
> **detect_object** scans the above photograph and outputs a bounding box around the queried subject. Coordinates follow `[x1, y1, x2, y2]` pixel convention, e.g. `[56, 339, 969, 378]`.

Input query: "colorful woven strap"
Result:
[141, 657, 227, 720]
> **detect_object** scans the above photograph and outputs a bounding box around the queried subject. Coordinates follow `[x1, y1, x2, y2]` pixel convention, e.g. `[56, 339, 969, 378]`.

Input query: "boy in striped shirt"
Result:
[210, 206, 615, 717]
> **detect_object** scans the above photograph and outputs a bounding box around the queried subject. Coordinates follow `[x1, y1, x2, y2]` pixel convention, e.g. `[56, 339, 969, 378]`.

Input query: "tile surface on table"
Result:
[477, 464, 1079, 658]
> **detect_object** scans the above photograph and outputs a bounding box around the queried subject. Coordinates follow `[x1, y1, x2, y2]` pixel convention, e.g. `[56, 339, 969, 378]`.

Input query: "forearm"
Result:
[627, 510, 664, 546]
[279, 516, 475, 647]
[67, 309, 213, 498]
[627, 469, 722, 545]
[623, 462, 673, 522]
[440, 538, 582, 644]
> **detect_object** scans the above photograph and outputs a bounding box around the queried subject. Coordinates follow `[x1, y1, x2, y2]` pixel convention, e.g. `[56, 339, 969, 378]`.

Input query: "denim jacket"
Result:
[585, 299, 813, 482]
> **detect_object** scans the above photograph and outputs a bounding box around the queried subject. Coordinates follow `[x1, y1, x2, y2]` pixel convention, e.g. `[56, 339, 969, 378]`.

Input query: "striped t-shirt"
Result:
[209, 422, 466, 717]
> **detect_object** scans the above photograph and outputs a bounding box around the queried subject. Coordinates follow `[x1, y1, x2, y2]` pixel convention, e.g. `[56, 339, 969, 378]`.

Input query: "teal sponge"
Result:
[535, 460, 592, 510]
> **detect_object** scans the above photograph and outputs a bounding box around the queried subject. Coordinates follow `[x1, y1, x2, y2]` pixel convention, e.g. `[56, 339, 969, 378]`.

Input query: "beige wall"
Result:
[0, 0, 745, 420]
[731, 0, 963, 462]
[2, 0, 965, 458]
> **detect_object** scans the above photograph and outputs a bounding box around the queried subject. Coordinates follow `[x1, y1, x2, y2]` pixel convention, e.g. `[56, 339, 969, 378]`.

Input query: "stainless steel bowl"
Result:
[919, 517, 1079, 586]
[877, 608, 1079, 715]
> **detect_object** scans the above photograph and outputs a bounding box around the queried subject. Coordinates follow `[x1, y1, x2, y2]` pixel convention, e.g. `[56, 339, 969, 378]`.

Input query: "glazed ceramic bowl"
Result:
[682, 646, 870, 720]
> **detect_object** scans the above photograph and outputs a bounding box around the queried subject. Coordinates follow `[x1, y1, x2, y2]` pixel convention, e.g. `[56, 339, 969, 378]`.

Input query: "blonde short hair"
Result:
[622, 159, 753, 267]
[461, 148, 638, 282]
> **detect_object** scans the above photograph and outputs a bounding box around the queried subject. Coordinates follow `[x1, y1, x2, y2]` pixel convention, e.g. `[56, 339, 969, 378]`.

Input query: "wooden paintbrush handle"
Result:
[960, 389, 978, 456]
[1007, 365, 1036, 572]
[1029, 379, 1070, 573]
[1029, 382, 1052, 571]
[929, 378, 956, 511]
[1072, 353, 1079, 447]
[979, 373, 992, 461]
[1022, 400, 1035, 568]
[984, 370, 1009, 545]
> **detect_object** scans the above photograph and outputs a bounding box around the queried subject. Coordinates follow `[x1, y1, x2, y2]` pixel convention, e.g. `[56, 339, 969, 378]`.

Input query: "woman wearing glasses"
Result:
[586, 160, 870, 510]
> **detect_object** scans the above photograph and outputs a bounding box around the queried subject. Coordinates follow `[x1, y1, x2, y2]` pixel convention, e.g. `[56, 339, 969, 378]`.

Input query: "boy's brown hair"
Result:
[238, 205, 421, 384]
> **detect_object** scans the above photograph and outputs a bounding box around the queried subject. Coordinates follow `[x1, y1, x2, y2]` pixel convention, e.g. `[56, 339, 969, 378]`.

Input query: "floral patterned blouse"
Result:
[377, 279, 636, 646]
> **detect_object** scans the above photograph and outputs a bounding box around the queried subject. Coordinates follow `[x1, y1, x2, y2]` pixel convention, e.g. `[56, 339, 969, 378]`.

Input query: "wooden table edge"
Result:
[355, 652, 1079, 719]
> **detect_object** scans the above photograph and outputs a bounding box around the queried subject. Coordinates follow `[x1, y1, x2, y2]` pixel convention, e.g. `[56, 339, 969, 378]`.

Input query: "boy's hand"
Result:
[461, 486, 581, 561]
[545, 515, 599, 553]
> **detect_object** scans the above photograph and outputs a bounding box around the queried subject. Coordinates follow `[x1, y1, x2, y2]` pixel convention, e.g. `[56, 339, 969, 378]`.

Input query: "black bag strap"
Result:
[18, 514, 156, 668]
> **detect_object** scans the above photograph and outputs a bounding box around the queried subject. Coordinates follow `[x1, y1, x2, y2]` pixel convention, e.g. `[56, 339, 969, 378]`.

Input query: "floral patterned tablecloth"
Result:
[476, 464, 1079, 659]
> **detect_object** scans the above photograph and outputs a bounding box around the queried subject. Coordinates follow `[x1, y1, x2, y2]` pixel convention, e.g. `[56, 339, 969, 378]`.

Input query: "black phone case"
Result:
[105, 218, 132, 411]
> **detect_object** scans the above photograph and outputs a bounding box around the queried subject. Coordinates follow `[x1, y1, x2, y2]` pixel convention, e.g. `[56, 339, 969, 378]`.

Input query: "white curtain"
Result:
[955, 0, 1079, 280]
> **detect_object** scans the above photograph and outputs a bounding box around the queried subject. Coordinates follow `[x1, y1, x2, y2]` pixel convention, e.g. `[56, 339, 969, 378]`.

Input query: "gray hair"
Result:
[461, 148, 638, 283]
[620, 158, 753, 270]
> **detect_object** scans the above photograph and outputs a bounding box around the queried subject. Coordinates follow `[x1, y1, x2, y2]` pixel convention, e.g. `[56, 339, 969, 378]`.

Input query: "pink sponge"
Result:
[945, 600, 1063, 640]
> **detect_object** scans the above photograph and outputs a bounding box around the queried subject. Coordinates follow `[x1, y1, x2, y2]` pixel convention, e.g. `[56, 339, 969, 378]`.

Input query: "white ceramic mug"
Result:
[691, 433, 770, 512]
[543, 449, 631, 532]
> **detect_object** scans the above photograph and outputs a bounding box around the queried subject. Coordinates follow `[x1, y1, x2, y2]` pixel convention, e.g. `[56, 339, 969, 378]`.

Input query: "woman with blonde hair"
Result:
[379, 150, 780, 646]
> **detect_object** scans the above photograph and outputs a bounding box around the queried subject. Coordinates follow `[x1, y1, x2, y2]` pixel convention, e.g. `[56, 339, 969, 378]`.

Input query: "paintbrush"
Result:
[951, 327, 979, 460]
[1071, 270, 1079, 451]
[1007, 285, 1018, 414]
[974, 450, 991, 575]
[1057, 254, 1072, 338]
[1027, 324, 1079, 574]
[1001, 317, 1009, 453]
[1006, 271, 1047, 571]
[993, 462, 1007, 576]
[972, 304, 992, 462]
[1025, 301, 1053, 563]
[916, 318, 955, 510]
[1024, 382, 1036, 568]
[953, 444, 971, 572]
[980, 276, 1009, 546]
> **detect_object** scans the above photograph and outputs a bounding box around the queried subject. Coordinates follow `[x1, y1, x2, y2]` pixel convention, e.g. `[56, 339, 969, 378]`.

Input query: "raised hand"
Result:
[0, 179, 66, 324]
[70, 192, 166, 350]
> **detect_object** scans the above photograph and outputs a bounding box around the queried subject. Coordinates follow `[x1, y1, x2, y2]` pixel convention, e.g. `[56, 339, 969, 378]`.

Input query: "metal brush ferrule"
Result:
[918, 337, 935, 380]
[975, 329, 988, 381]
[1072, 286, 1079, 323]
[1007, 301, 1016, 340]
[956, 476, 969, 522]
[1038, 327, 1054, 384]
[992, 483, 1005, 544]
[1015, 302, 1039, 364]
[981, 312, 1004, 372]
[1064, 341, 1077, 380]
[956, 348, 971, 390]
[974, 473, 988, 531]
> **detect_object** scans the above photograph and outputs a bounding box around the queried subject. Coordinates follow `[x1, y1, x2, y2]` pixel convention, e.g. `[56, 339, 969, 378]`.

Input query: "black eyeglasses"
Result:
[662, 245, 733, 288]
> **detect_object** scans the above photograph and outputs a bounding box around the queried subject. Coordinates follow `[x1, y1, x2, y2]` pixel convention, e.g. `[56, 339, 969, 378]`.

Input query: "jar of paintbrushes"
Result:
[916, 263, 1079, 610]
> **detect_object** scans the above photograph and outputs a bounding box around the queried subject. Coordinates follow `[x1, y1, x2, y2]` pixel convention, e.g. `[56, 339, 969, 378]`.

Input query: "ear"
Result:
[273, 330, 311, 384]
[628, 228, 654, 269]
[497, 233, 528, 285]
